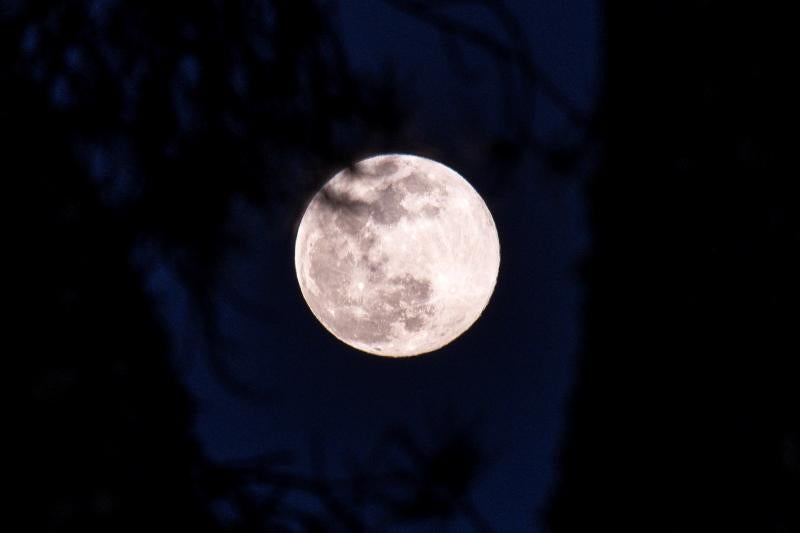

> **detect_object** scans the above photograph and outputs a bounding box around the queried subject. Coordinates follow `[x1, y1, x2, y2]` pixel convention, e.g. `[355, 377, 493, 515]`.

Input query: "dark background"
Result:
[13, 1, 797, 531]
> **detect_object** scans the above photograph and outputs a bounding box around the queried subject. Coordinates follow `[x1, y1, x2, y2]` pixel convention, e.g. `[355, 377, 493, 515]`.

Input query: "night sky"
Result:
[151, 2, 598, 530]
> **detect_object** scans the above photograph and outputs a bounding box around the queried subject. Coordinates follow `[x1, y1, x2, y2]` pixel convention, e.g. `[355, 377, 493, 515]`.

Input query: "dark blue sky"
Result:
[147, 2, 601, 530]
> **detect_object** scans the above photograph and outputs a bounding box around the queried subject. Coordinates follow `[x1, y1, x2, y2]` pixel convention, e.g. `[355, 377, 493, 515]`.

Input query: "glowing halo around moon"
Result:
[294, 154, 500, 357]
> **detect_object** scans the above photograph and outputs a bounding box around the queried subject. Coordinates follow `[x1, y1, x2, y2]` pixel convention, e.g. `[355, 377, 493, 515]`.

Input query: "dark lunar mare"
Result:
[305, 164, 449, 349]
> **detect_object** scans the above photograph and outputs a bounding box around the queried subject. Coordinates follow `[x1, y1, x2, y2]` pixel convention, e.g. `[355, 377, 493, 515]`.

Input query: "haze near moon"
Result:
[295, 154, 500, 357]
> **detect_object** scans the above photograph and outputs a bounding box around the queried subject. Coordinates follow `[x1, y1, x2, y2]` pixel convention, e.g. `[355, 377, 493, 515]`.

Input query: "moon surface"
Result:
[294, 154, 500, 357]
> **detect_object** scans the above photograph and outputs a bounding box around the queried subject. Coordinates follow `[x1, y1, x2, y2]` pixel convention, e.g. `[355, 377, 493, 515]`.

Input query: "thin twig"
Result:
[383, 0, 589, 128]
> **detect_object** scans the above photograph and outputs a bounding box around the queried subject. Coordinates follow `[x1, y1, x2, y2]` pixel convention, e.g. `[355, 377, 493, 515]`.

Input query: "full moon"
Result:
[294, 154, 500, 357]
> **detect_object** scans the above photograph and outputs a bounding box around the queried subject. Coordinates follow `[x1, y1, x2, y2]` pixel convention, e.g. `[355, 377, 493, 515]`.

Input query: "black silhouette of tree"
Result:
[546, 3, 799, 532]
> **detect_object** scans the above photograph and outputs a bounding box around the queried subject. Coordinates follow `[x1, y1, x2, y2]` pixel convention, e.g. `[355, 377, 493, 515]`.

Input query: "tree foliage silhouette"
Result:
[11, 1, 570, 530]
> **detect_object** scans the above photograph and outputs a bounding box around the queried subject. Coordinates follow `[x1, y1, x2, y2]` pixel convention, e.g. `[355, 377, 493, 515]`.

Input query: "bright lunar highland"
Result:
[294, 154, 500, 357]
